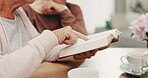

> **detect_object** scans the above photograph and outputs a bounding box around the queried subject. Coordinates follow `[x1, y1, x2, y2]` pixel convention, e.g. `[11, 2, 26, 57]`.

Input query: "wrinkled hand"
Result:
[73, 45, 111, 60]
[111, 36, 119, 43]
[53, 26, 89, 45]
[42, 0, 68, 15]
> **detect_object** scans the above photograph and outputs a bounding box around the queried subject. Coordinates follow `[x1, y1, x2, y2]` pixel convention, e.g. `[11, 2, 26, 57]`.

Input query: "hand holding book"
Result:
[59, 29, 121, 59]
[73, 45, 111, 60]
[72, 36, 118, 60]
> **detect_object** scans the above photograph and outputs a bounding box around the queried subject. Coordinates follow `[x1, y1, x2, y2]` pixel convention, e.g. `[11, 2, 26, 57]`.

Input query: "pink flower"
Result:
[130, 14, 148, 41]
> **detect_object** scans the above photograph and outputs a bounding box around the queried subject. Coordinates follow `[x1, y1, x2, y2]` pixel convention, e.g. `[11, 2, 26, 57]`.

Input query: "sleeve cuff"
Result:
[35, 30, 59, 53]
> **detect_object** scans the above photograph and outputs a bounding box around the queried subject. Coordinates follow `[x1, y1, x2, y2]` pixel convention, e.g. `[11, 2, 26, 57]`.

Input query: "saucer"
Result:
[119, 64, 140, 76]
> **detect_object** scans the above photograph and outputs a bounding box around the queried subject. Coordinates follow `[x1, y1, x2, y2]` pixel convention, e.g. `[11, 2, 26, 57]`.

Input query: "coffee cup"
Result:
[120, 52, 143, 73]
[68, 68, 99, 78]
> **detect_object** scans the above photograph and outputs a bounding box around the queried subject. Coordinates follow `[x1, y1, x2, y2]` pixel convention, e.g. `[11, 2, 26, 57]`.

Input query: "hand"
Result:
[111, 36, 119, 43]
[42, 0, 68, 15]
[73, 45, 110, 60]
[53, 26, 89, 45]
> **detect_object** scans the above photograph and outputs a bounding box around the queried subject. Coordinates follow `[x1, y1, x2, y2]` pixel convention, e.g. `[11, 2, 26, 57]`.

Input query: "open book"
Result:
[59, 29, 121, 58]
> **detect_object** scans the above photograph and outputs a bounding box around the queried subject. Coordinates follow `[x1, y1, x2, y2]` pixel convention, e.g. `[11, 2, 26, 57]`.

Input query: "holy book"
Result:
[59, 29, 121, 58]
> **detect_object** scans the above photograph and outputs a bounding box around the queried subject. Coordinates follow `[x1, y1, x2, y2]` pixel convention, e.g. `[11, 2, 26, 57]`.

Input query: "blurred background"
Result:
[67, 0, 148, 48]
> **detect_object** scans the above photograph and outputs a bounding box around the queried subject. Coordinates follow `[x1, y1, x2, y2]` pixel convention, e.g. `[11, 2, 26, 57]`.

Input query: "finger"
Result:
[44, 8, 49, 14]
[42, 6, 48, 14]
[63, 39, 77, 45]
[73, 30, 89, 41]
[63, 33, 78, 45]
[74, 53, 87, 60]
[88, 49, 98, 56]
[111, 38, 118, 43]
[89, 49, 98, 52]
[74, 49, 98, 60]
[45, 7, 53, 14]
[83, 52, 92, 58]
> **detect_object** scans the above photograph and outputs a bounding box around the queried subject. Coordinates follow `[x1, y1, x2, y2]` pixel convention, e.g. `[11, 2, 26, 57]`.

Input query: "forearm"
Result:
[0, 30, 58, 78]
[60, 9, 88, 35]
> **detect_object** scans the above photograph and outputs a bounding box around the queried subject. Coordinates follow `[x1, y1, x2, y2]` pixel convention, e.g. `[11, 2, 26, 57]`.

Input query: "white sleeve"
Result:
[44, 45, 76, 62]
[0, 30, 58, 78]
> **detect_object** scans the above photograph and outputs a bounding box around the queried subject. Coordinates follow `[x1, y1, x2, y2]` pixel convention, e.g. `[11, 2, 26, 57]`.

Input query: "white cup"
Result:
[120, 52, 143, 73]
[68, 68, 99, 78]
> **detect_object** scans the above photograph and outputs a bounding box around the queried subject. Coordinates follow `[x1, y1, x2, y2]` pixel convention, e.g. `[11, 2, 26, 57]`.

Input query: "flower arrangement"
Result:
[130, 14, 148, 48]
[130, 14, 148, 78]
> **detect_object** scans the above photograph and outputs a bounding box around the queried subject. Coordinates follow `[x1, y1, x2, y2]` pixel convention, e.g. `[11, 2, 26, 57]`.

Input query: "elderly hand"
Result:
[53, 26, 89, 45]
[42, 0, 68, 15]
[73, 45, 110, 60]
[111, 36, 119, 43]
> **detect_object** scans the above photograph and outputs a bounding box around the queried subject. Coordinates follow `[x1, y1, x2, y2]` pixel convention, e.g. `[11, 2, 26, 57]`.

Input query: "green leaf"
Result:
[130, 33, 134, 37]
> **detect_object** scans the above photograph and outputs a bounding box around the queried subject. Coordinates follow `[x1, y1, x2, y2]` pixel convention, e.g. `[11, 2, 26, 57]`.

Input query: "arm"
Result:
[29, 45, 110, 78]
[0, 30, 58, 78]
[44, 44, 85, 67]
[29, 45, 85, 78]
[38, 1, 87, 35]
[60, 5, 88, 35]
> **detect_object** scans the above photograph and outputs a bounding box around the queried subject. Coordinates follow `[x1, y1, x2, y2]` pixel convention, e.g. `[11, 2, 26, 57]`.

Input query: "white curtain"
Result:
[67, 0, 115, 33]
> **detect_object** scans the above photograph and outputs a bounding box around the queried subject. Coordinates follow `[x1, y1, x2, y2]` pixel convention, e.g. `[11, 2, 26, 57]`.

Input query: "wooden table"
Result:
[79, 48, 147, 78]
[30, 48, 147, 78]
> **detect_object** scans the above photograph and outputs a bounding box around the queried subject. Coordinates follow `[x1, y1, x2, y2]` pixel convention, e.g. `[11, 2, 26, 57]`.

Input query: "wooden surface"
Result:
[29, 59, 84, 78]
[29, 48, 148, 78]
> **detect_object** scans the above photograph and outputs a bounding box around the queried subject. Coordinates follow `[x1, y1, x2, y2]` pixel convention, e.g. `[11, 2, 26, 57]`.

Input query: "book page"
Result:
[59, 29, 121, 58]
[75, 29, 120, 46]
[87, 29, 119, 39]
